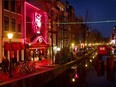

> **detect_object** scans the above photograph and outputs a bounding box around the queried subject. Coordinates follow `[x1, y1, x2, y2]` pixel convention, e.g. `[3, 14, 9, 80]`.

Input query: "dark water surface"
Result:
[43, 58, 116, 87]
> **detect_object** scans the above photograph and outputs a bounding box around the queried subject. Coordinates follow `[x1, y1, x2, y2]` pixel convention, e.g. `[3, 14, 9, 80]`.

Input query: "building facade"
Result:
[0, 0, 25, 63]
[0, 0, 84, 63]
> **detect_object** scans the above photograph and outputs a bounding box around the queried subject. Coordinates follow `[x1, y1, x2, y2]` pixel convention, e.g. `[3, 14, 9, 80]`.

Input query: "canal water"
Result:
[43, 56, 116, 87]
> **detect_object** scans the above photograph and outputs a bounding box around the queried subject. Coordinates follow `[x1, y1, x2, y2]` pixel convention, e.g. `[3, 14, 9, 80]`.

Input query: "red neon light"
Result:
[34, 12, 42, 34]
[75, 73, 79, 79]
[28, 36, 48, 44]
[24, 2, 48, 45]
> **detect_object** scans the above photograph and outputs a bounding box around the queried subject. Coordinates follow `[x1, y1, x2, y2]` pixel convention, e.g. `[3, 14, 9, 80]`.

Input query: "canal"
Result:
[43, 55, 116, 87]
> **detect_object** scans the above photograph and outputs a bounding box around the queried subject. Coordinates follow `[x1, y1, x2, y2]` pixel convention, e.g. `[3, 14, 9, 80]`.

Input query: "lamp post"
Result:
[7, 33, 13, 78]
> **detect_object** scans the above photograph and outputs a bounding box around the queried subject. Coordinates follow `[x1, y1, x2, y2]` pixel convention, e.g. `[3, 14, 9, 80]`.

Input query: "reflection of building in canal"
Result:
[107, 70, 115, 81]
[96, 60, 104, 76]
[95, 55, 116, 81]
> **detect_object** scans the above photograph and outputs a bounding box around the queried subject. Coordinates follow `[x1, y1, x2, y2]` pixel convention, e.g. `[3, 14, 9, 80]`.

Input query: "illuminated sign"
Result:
[24, 2, 48, 45]
[34, 12, 42, 34]
[98, 45, 107, 55]
[99, 47, 105, 50]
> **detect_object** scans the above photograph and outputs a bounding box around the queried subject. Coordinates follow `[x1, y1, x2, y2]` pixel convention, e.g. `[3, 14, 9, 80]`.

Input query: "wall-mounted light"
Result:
[57, 47, 61, 51]
[7, 33, 13, 39]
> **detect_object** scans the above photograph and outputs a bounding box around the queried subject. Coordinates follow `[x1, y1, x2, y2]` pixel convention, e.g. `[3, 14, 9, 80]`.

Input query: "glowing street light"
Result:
[57, 47, 61, 51]
[71, 43, 75, 51]
[90, 59, 92, 62]
[85, 64, 88, 67]
[7, 33, 13, 39]
[7, 33, 13, 78]
[71, 43, 74, 46]
[72, 78, 76, 82]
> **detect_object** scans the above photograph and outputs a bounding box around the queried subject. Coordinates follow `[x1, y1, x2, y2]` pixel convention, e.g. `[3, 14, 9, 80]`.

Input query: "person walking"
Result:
[11, 55, 17, 70]
[2, 56, 9, 73]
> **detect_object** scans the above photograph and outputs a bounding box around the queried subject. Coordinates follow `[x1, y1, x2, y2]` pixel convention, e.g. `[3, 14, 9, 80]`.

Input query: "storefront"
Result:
[3, 41, 25, 62]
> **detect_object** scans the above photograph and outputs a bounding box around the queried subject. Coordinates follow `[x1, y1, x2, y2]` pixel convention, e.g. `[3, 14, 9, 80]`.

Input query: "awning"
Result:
[4, 42, 24, 51]
[4, 42, 11, 51]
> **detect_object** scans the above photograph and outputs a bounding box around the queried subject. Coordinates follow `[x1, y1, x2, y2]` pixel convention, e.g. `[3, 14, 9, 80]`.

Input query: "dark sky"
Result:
[66, 0, 116, 37]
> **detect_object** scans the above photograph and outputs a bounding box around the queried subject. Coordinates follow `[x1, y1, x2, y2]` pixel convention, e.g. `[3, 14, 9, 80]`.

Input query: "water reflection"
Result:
[86, 57, 116, 87]
[43, 57, 116, 87]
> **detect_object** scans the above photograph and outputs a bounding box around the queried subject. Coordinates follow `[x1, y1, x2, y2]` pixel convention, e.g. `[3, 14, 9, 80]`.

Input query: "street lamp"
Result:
[71, 43, 74, 48]
[71, 43, 74, 51]
[7, 33, 13, 78]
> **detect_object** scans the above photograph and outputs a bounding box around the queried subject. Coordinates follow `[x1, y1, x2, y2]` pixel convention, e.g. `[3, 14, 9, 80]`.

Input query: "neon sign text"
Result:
[34, 12, 42, 34]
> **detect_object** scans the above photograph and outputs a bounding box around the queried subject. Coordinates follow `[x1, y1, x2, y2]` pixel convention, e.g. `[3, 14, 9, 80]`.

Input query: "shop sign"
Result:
[98, 45, 107, 55]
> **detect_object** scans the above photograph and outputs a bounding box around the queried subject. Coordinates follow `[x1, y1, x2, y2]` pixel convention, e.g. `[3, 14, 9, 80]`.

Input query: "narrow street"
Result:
[0, 60, 54, 86]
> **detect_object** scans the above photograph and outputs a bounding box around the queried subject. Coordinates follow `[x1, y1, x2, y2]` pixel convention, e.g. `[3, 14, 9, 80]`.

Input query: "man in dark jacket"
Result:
[2, 56, 9, 73]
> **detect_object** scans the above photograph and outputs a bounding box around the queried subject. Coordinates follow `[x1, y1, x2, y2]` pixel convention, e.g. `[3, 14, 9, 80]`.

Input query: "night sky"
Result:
[66, 0, 116, 38]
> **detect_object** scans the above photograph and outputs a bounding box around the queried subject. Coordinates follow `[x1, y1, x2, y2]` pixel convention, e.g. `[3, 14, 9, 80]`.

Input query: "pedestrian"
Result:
[2, 56, 9, 73]
[11, 55, 17, 70]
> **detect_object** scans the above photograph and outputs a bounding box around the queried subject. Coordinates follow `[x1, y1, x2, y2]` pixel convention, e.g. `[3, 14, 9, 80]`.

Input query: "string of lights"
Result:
[55, 20, 116, 24]
[26, 20, 116, 24]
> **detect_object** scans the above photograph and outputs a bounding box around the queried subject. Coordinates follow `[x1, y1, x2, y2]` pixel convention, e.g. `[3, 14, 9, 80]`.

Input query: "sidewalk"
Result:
[0, 59, 56, 84]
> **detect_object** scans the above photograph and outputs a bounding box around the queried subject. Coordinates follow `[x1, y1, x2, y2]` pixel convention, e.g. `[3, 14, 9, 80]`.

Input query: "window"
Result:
[11, 18, 16, 32]
[4, 0, 9, 10]
[11, 0, 15, 12]
[17, 0, 21, 14]
[4, 16, 9, 31]
[17, 20, 22, 32]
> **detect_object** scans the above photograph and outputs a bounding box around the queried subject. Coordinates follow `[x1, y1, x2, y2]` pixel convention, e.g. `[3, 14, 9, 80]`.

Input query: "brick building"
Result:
[0, 0, 82, 63]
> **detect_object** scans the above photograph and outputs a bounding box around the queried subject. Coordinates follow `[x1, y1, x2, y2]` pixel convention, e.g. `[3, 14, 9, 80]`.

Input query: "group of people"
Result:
[1, 55, 17, 73]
